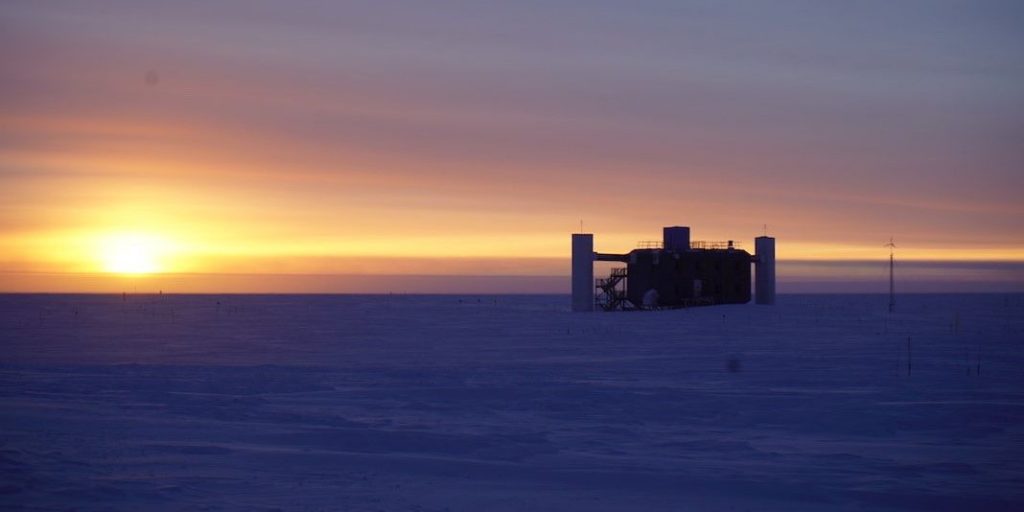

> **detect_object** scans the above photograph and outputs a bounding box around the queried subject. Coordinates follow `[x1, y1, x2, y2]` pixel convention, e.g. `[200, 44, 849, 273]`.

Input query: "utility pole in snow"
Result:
[885, 238, 896, 313]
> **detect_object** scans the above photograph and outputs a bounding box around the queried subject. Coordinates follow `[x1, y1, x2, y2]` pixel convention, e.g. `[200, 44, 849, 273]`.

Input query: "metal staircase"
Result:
[595, 267, 634, 311]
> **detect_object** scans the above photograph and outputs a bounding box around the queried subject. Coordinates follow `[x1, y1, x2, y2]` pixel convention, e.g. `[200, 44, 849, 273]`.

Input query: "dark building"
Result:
[573, 225, 775, 311]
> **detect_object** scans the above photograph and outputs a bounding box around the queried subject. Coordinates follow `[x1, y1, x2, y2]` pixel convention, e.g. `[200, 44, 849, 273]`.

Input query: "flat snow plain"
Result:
[1, 294, 1022, 511]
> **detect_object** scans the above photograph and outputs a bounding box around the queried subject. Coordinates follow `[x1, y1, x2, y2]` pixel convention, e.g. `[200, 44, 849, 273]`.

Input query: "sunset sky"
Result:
[2, 1, 1022, 292]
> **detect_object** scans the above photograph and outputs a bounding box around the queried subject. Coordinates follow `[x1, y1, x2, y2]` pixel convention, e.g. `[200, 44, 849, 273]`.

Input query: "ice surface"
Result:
[1, 294, 1022, 511]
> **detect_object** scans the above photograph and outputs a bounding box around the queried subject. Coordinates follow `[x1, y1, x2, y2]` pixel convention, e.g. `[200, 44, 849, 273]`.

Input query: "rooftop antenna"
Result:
[580, 219, 584, 234]
[763, 224, 767, 236]
[885, 237, 896, 313]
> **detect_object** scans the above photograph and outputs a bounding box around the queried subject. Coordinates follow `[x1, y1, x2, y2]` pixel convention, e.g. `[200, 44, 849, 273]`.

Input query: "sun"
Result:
[98, 233, 169, 274]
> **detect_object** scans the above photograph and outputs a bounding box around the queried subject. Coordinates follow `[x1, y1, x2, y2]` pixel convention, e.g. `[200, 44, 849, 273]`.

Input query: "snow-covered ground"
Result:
[1, 293, 1022, 511]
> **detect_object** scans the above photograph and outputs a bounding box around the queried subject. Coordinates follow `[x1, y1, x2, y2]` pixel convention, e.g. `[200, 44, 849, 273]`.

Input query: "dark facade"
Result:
[625, 247, 752, 307]
[593, 226, 754, 309]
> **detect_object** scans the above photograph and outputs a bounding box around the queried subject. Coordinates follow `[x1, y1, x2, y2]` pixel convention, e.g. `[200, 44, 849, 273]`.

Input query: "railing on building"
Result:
[690, 241, 740, 250]
[636, 240, 742, 250]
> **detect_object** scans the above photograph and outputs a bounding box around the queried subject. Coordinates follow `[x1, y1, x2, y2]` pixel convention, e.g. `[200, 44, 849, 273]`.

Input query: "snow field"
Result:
[1, 293, 1022, 511]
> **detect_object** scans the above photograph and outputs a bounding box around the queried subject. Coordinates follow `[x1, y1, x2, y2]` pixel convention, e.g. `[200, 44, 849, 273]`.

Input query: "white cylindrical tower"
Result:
[572, 234, 594, 312]
[755, 236, 776, 305]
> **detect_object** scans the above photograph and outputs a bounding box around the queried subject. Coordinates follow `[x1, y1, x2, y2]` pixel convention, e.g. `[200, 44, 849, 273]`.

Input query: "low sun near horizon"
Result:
[1, 1, 1022, 293]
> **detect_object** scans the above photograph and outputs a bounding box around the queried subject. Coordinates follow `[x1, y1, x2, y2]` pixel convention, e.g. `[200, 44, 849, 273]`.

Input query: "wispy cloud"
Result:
[2, 1, 1022, 290]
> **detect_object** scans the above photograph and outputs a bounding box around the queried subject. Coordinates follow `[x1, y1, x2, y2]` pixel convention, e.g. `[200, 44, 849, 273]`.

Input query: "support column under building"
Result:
[754, 236, 776, 305]
[572, 234, 594, 312]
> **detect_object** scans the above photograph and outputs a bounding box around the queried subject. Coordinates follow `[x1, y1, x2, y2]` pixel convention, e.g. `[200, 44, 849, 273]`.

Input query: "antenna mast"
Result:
[885, 237, 896, 313]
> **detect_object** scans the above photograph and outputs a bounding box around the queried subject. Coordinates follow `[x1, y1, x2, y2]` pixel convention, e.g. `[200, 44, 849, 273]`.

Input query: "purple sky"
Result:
[1, 1, 1023, 292]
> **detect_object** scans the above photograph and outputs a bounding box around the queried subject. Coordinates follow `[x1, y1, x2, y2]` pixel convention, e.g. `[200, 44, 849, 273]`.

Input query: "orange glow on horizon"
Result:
[2, 3, 1022, 293]
[4, 226, 1021, 280]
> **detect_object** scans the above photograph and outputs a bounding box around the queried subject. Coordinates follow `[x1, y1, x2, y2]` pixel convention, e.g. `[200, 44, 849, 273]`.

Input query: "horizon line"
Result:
[3, 258, 1024, 278]
[2, 291, 1021, 296]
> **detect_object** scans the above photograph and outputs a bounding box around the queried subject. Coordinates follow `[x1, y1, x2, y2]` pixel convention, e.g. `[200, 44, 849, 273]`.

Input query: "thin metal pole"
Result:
[886, 238, 896, 313]
[889, 250, 895, 313]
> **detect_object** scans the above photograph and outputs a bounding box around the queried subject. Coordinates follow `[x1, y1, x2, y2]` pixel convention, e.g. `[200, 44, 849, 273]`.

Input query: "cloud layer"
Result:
[2, 1, 1022, 290]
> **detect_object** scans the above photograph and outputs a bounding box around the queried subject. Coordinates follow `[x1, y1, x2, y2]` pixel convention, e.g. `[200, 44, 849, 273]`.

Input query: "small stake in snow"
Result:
[906, 336, 912, 376]
[966, 345, 971, 376]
